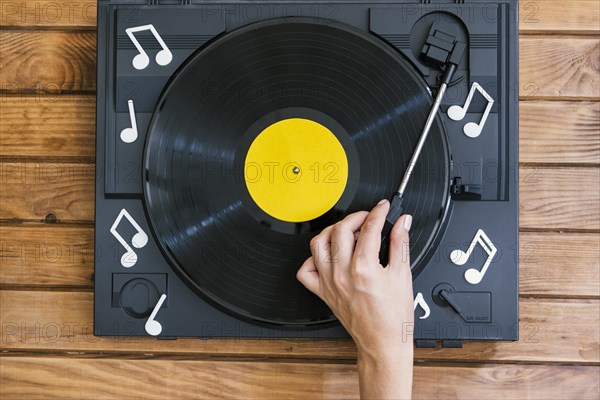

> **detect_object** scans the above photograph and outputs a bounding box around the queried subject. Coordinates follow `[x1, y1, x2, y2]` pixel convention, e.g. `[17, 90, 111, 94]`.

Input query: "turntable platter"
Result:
[143, 18, 451, 326]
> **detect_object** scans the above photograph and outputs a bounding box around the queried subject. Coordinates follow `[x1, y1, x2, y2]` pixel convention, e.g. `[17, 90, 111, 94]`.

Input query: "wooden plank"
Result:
[1, 30, 598, 100]
[2, 226, 598, 298]
[1, 291, 598, 364]
[0, 95, 96, 159]
[519, 101, 600, 165]
[519, 0, 600, 34]
[0, 162, 95, 222]
[519, 167, 600, 231]
[520, 37, 600, 100]
[0, 357, 598, 400]
[1, 0, 599, 34]
[0, 225, 94, 287]
[2, 96, 599, 165]
[519, 232, 600, 297]
[0, 0, 97, 28]
[414, 364, 599, 400]
[0, 30, 96, 94]
[3, 162, 598, 231]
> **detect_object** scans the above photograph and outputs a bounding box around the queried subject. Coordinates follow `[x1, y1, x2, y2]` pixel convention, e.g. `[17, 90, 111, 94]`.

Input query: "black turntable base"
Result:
[95, 0, 519, 347]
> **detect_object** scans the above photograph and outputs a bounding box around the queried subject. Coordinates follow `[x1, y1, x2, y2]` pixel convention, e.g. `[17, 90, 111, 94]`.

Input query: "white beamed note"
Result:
[450, 229, 497, 285]
[447, 82, 494, 138]
[413, 292, 431, 320]
[125, 24, 173, 70]
[109, 208, 149, 268]
[145, 294, 167, 336]
[120, 100, 138, 143]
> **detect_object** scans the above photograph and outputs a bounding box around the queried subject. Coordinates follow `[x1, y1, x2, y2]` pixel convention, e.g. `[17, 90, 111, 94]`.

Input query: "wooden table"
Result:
[1, 1, 598, 398]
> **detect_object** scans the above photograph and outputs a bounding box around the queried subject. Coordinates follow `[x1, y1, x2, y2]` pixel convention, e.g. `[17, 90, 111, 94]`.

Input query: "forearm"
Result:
[357, 346, 414, 400]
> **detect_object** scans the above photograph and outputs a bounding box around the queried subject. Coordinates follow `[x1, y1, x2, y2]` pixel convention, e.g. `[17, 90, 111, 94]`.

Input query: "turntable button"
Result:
[119, 278, 161, 319]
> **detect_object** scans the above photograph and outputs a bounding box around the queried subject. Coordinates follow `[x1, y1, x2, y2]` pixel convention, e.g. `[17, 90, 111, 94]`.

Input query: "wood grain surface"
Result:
[520, 37, 600, 100]
[0, 162, 95, 223]
[0, 95, 96, 160]
[1, 0, 599, 399]
[519, 167, 599, 231]
[519, 101, 600, 165]
[1, 357, 598, 400]
[0, 30, 96, 93]
[518, 232, 600, 297]
[519, 0, 600, 34]
[0, 0, 97, 28]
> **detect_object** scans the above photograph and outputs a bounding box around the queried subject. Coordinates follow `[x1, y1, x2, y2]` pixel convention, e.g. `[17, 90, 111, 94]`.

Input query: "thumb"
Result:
[297, 257, 321, 296]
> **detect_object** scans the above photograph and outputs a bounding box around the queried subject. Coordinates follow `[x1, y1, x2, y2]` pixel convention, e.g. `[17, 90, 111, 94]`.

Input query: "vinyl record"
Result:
[143, 18, 451, 326]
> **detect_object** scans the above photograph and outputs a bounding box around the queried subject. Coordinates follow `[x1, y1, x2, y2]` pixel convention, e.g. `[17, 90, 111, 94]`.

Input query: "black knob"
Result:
[119, 278, 161, 319]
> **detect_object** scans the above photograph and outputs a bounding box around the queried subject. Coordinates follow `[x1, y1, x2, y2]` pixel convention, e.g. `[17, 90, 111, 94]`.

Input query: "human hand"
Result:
[296, 200, 414, 398]
[297, 199, 414, 354]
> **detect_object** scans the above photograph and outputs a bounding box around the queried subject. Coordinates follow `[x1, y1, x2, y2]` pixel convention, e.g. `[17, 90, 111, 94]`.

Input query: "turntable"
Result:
[95, 0, 519, 347]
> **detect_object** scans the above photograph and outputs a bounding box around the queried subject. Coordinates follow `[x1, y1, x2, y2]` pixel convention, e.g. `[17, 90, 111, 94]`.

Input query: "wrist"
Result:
[356, 335, 413, 363]
[357, 342, 413, 371]
[357, 344, 414, 400]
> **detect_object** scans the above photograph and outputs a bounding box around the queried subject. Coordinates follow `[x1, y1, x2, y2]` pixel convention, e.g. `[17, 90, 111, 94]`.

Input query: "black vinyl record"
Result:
[143, 18, 451, 326]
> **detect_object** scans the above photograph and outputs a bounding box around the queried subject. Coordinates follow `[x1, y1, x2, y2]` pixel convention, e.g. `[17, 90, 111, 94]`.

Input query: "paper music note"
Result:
[413, 292, 431, 320]
[450, 229, 497, 285]
[125, 24, 173, 70]
[145, 294, 167, 336]
[448, 82, 494, 138]
[120, 100, 138, 143]
[110, 208, 149, 268]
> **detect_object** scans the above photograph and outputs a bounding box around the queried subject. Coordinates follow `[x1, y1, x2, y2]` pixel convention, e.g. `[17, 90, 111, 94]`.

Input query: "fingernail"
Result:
[378, 199, 388, 206]
[403, 215, 413, 231]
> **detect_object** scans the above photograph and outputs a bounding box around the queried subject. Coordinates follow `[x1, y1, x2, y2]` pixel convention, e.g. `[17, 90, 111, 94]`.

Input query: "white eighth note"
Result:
[110, 208, 149, 268]
[448, 82, 494, 138]
[125, 24, 173, 70]
[450, 229, 497, 285]
[120, 100, 138, 143]
[145, 294, 167, 336]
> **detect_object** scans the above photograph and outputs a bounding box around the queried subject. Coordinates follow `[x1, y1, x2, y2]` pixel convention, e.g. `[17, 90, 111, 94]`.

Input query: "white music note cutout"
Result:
[145, 294, 167, 336]
[110, 208, 149, 268]
[448, 82, 494, 138]
[120, 100, 138, 143]
[125, 24, 173, 70]
[450, 229, 497, 285]
[413, 292, 431, 320]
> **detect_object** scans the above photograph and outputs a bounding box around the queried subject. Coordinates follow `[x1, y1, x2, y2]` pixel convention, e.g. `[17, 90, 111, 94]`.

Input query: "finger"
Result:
[330, 211, 369, 266]
[296, 257, 320, 296]
[310, 225, 333, 255]
[388, 214, 412, 271]
[309, 225, 333, 271]
[354, 200, 390, 264]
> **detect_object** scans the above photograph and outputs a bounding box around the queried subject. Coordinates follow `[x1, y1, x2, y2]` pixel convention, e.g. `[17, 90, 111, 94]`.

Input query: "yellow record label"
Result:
[244, 118, 348, 223]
